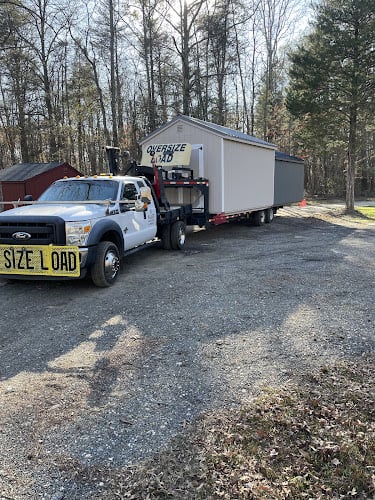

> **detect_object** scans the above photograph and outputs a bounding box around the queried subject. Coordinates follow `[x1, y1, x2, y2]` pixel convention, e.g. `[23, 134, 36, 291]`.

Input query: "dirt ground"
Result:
[0, 206, 374, 499]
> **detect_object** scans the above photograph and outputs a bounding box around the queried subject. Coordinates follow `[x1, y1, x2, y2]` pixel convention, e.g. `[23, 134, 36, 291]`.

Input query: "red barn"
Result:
[0, 161, 81, 211]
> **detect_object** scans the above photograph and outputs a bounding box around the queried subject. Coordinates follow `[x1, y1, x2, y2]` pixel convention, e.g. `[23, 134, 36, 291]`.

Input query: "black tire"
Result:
[161, 224, 171, 250]
[265, 207, 274, 223]
[91, 241, 120, 287]
[252, 210, 266, 226]
[170, 221, 186, 250]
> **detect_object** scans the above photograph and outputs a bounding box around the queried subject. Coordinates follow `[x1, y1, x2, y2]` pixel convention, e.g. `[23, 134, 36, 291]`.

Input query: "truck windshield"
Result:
[38, 180, 118, 202]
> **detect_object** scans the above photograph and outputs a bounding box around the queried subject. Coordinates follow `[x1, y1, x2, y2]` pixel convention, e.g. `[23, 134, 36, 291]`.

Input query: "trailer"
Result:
[139, 116, 304, 226]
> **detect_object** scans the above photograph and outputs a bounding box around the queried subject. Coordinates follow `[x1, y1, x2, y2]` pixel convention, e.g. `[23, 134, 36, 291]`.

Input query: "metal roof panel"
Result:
[0, 161, 65, 182]
[140, 115, 277, 149]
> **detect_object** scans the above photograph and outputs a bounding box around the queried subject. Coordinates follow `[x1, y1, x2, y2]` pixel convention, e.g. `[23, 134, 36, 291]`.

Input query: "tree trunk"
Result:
[142, 0, 157, 131]
[109, 0, 118, 146]
[182, 2, 190, 115]
[346, 107, 357, 212]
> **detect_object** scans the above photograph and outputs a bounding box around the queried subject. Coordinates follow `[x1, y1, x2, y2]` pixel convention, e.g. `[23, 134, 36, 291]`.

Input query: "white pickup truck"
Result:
[0, 173, 191, 287]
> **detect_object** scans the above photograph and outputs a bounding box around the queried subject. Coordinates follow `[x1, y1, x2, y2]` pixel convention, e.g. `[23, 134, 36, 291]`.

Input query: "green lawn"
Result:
[356, 206, 375, 220]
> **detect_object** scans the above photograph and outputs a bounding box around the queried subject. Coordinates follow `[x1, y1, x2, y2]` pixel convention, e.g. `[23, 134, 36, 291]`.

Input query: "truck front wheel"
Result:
[91, 241, 120, 287]
[170, 221, 186, 250]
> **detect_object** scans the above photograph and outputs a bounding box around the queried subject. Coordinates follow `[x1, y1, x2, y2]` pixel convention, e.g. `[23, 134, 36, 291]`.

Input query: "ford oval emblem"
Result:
[12, 231, 32, 240]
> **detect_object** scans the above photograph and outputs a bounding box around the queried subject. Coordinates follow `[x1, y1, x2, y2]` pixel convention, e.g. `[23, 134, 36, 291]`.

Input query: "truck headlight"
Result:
[66, 221, 92, 246]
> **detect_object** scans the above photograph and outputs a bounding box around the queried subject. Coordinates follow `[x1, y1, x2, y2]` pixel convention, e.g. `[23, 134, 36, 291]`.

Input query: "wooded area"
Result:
[0, 0, 374, 203]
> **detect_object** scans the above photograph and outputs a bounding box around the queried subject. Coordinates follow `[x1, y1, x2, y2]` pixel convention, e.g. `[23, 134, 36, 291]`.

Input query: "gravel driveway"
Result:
[0, 207, 374, 499]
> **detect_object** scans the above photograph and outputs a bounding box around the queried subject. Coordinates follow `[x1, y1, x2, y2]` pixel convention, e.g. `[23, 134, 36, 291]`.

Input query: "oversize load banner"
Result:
[141, 143, 192, 167]
[0, 245, 80, 277]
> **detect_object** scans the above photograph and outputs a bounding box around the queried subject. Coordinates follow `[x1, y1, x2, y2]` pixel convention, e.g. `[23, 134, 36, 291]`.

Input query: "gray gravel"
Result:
[0, 207, 374, 499]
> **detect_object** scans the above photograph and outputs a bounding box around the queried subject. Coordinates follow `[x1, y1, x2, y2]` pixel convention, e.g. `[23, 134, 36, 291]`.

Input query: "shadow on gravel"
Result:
[0, 213, 374, 496]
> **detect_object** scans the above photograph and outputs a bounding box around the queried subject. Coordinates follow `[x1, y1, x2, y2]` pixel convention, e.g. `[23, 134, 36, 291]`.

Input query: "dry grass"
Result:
[56, 357, 375, 499]
[313, 208, 375, 226]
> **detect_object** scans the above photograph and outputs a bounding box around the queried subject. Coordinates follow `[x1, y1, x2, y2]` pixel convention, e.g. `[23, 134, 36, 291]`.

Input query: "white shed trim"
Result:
[221, 137, 225, 212]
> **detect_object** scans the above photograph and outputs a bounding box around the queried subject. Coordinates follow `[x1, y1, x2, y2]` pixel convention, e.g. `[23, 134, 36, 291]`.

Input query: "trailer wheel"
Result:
[252, 210, 266, 226]
[91, 241, 120, 287]
[161, 224, 171, 250]
[170, 221, 186, 250]
[265, 208, 274, 223]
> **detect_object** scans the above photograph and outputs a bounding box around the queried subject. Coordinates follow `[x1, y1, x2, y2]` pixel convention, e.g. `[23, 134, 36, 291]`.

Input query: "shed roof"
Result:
[275, 151, 304, 164]
[140, 115, 276, 149]
[0, 161, 69, 182]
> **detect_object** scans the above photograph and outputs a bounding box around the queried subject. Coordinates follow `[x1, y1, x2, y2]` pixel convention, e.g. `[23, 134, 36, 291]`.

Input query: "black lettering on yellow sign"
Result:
[3, 248, 35, 270]
[51, 250, 77, 272]
[40, 250, 49, 270]
[0, 245, 80, 277]
[141, 143, 192, 167]
[146, 143, 187, 154]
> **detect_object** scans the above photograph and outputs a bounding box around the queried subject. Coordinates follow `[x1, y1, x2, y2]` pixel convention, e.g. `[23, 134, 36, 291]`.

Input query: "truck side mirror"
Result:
[140, 186, 152, 203]
[134, 198, 145, 211]
[24, 194, 33, 201]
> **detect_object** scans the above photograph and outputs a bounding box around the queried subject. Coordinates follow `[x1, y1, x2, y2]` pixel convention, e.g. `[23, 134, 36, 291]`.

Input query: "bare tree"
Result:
[69, 4, 111, 145]
[14, 0, 72, 158]
[258, 0, 298, 141]
[127, 0, 168, 131]
[165, 0, 206, 116]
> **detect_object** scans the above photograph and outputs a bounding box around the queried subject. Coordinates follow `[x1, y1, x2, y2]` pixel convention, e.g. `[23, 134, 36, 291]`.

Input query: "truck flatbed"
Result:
[158, 204, 192, 224]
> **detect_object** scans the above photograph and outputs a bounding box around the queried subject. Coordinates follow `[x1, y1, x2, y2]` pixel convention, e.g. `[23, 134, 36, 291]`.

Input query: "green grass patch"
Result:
[355, 206, 375, 220]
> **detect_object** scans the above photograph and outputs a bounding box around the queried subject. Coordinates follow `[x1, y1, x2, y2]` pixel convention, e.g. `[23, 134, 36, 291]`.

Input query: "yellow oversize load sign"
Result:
[141, 143, 192, 167]
[0, 245, 80, 277]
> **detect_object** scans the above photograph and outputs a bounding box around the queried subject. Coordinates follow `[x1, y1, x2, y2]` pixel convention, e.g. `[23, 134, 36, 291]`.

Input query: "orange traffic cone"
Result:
[298, 199, 307, 207]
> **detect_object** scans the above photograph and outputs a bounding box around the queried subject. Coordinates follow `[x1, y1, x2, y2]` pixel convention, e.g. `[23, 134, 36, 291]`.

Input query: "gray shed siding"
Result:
[274, 154, 304, 205]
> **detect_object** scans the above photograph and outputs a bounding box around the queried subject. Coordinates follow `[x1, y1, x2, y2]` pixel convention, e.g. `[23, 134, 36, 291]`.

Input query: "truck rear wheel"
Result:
[170, 221, 186, 250]
[161, 224, 172, 250]
[91, 241, 120, 287]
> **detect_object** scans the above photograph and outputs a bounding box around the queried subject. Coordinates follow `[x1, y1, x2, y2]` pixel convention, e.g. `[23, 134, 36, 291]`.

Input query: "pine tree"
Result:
[287, 0, 375, 210]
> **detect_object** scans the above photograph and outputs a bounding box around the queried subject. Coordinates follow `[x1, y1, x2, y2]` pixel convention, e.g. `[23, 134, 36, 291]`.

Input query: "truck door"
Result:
[117, 181, 157, 250]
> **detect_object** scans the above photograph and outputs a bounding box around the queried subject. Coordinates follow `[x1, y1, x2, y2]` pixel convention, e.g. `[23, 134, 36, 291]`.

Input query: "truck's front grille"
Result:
[0, 216, 66, 245]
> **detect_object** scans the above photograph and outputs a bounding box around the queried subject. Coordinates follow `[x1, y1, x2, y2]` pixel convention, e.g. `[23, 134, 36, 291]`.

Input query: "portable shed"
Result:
[139, 115, 277, 215]
[0, 161, 81, 211]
